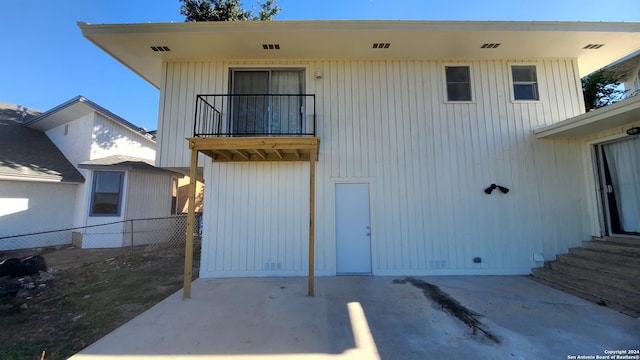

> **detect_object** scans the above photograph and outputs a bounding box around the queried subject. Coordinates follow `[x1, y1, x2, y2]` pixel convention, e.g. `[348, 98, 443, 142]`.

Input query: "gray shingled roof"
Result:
[0, 102, 85, 184]
[79, 155, 180, 176]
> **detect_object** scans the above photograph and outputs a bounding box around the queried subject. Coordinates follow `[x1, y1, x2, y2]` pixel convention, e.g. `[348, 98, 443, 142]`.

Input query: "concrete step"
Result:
[582, 240, 640, 257]
[547, 260, 640, 293]
[566, 247, 640, 269]
[530, 268, 640, 317]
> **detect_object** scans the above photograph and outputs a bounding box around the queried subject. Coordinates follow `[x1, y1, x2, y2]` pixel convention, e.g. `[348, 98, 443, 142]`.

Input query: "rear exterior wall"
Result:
[158, 58, 590, 277]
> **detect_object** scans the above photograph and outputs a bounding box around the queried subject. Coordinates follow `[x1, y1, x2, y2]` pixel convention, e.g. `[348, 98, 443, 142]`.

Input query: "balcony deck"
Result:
[187, 136, 320, 162]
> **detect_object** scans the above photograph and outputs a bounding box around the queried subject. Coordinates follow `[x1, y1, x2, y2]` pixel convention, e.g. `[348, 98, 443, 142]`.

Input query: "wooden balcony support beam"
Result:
[254, 149, 267, 160]
[183, 147, 198, 299]
[188, 137, 320, 164]
[212, 150, 232, 160]
[188, 137, 319, 151]
[231, 149, 250, 160]
[308, 148, 316, 296]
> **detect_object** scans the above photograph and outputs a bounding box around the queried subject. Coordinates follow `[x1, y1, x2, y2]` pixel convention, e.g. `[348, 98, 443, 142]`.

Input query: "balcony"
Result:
[183, 94, 321, 298]
[189, 94, 320, 162]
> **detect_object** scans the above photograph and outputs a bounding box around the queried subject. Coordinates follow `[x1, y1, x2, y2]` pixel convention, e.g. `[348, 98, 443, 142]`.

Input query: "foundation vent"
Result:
[428, 260, 447, 269]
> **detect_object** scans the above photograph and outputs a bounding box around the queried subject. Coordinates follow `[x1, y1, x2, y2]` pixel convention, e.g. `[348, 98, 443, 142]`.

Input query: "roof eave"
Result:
[534, 95, 640, 138]
[24, 96, 153, 140]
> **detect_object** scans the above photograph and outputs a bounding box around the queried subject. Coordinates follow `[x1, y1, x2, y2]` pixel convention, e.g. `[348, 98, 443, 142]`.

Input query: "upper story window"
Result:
[90, 171, 124, 216]
[511, 65, 539, 101]
[230, 69, 305, 135]
[445, 66, 472, 101]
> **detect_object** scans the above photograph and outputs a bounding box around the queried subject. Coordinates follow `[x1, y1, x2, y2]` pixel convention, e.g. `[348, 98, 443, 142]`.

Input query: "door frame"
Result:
[591, 134, 640, 239]
[331, 178, 375, 275]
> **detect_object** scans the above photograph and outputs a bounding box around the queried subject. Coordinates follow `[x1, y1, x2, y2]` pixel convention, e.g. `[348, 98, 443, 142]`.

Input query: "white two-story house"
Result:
[79, 21, 640, 282]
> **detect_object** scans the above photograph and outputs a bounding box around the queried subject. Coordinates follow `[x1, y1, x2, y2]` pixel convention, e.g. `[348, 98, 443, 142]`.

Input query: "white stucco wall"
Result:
[0, 180, 78, 250]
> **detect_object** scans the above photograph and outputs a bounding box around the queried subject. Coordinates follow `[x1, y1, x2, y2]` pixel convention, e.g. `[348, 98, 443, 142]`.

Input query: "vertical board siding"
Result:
[162, 58, 590, 277]
[203, 161, 309, 276]
[124, 171, 173, 220]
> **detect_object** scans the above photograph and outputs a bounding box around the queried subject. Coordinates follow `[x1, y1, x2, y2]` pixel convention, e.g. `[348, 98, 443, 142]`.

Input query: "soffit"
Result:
[78, 20, 640, 88]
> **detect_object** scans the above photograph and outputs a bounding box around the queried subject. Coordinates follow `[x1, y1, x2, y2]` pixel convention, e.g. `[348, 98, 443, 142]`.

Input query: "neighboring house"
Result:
[0, 102, 85, 250]
[80, 20, 640, 279]
[1, 96, 183, 250]
[77, 155, 183, 247]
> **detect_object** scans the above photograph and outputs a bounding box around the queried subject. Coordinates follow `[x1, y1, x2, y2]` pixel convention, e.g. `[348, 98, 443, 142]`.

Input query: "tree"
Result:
[254, 0, 280, 21]
[582, 69, 628, 112]
[179, 0, 281, 22]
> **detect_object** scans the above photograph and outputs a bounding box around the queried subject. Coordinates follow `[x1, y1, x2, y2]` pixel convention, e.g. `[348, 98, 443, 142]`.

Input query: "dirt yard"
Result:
[0, 244, 200, 360]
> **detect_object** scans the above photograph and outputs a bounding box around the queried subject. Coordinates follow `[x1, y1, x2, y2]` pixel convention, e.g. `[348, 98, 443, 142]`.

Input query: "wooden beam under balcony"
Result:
[187, 136, 320, 162]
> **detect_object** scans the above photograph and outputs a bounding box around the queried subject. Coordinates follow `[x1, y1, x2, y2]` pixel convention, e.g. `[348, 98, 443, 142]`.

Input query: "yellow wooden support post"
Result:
[183, 146, 198, 299]
[308, 148, 316, 297]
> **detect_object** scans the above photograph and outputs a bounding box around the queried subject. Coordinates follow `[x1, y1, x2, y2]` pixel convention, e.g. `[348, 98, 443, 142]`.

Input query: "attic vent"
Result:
[151, 46, 171, 52]
[372, 43, 391, 49]
[262, 44, 280, 50]
[481, 43, 501, 49]
[583, 44, 605, 49]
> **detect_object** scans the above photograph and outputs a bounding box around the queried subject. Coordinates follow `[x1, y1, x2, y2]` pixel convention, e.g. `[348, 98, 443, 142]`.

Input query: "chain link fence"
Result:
[0, 214, 202, 252]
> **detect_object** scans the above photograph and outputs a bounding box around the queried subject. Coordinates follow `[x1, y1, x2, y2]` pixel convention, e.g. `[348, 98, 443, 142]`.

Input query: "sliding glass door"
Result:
[230, 69, 304, 135]
[596, 137, 640, 235]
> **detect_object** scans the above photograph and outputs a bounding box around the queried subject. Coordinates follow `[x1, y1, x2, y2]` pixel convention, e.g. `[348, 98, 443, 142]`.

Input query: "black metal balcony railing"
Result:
[194, 94, 316, 137]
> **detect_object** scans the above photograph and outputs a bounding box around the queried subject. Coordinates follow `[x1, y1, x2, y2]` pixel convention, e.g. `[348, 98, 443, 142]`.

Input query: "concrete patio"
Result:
[70, 276, 640, 359]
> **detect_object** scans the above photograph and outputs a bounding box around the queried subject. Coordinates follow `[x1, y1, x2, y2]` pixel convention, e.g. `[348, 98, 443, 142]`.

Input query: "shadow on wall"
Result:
[92, 123, 133, 153]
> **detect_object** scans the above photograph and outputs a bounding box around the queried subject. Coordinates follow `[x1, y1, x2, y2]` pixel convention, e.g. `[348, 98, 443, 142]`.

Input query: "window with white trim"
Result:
[445, 66, 472, 101]
[511, 65, 539, 101]
[90, 171, 124, 216]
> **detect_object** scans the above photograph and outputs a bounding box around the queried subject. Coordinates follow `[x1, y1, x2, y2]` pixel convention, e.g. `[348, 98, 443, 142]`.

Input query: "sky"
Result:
[1, 0, 638, 131]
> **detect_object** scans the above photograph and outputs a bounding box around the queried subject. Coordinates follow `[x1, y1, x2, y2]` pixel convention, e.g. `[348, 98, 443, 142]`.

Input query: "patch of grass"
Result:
[0, 245, 200, 360]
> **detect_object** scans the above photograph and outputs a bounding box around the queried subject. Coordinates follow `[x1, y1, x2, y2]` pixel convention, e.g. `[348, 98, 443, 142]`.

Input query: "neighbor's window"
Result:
[90, 171, 124, 216]
[445, 66, 472, 101]
[511, 65, 539, 101]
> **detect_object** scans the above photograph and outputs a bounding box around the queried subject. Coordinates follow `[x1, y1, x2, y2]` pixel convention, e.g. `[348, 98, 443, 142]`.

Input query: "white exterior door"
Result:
[335, 183, 372, 274]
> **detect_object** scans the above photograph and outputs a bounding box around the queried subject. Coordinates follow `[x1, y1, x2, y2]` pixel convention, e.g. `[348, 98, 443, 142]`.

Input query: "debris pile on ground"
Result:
[0, 255, 54, 306]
